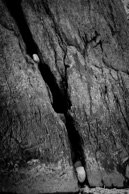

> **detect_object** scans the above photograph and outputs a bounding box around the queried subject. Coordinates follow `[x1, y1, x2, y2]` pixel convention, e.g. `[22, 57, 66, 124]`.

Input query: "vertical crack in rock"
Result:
[2, 0, 129, 190]
[38, 59, 68, 113]
[3, 0, 87, 187]
[4, 0, 38, 56]
[65, 111, 88, 187]
[3, 0, 68, 113]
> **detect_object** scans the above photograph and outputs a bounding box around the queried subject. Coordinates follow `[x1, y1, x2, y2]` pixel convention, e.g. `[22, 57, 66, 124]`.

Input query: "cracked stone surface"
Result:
[0, 0, 129, 193]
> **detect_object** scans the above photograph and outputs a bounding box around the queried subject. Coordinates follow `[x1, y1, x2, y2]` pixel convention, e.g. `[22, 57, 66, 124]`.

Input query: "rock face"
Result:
[0, 0, 78, 193]
[0, 0, 129, 193]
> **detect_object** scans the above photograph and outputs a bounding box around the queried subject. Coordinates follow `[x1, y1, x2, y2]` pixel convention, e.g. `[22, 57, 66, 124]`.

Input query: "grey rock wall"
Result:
[0, 0, 129, 193]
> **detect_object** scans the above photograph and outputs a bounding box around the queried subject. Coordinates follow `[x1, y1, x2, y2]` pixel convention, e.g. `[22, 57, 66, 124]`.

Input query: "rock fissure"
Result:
[4, 0, 38, 57]
[3, 0, 87, 187]
[1, 0, 129, 192]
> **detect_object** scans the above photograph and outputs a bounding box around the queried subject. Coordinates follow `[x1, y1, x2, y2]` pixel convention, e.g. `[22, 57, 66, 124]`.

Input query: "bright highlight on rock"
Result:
[32, 54, 40, 64]
[75, 165, 86, 183]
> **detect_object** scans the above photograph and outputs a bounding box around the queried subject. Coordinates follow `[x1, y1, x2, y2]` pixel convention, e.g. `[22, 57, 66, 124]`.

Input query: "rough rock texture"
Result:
[0, 0, 129, 193]
[0, 0, 78, 193]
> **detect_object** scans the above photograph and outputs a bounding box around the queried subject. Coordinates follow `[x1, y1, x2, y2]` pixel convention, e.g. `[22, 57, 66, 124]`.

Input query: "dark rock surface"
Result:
[0, 0, 78, 193]
[0, 0, 129, 193]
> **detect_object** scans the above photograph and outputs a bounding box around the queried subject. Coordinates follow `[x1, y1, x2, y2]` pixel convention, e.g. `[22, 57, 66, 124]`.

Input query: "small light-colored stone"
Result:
[32, 54, 40, 63]
[76, 166, 86, 183]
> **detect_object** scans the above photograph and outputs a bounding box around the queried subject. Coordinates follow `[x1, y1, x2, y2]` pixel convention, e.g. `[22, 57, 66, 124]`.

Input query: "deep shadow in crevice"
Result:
[38, 59, 69, 113]
[3, 0, 38, 56]
[3, 0, 88, 187]
[65, 112, 89, 187]
[39, 59, 88, 186]
[38, 57, 87, 177]
[66, 112, 85, 166]
[38, 57, 88, 186]
[3, 0, 68, 114]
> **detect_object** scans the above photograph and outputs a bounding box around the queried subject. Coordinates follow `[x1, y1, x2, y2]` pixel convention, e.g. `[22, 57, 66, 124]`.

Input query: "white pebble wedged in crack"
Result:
[32, 54, 40, 64]
[76, 166, 86, 183]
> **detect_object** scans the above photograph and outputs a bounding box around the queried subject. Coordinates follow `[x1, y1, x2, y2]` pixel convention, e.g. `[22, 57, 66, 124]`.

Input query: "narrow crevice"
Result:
[3, 0, 88, 187]
[37, 3, 90, 182]
[3, 0, 68, 114]
[65, 112, 85, 166]
[2, 0, 128, 190]
[65, 111, 89, 187]
[35, 58, 88, 186]
[38, 58, 68, 113]
[39, 56, 87, 187]
[3, 0, 38, 56]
